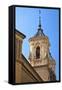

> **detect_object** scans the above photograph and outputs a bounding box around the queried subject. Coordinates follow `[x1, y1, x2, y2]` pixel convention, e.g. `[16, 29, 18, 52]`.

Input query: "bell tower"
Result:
[28, 10, 50, 81]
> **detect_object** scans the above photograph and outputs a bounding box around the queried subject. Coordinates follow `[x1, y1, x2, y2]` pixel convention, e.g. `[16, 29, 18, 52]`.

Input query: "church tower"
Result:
[28, 11, 56, 81]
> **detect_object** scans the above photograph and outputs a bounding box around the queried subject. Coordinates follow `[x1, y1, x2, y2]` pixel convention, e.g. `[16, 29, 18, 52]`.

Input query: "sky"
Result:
[15, 7, 59, 80]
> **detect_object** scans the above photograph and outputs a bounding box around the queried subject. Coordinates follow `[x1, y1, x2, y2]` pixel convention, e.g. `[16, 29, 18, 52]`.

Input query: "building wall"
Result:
[34, 66, 50, 81]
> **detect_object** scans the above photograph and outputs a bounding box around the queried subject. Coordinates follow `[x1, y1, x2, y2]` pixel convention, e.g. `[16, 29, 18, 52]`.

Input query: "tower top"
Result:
[29, 10, 47, 42]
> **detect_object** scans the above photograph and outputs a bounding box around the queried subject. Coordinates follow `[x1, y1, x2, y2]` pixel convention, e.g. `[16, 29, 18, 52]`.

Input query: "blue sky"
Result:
[15, 7, 59, 80]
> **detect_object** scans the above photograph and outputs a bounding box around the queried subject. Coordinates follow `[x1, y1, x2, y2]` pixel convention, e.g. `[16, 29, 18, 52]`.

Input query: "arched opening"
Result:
[36, 46, 40, 59]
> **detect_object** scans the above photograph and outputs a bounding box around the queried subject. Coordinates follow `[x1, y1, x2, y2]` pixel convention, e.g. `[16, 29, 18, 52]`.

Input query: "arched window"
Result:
[36, 46, 40, 59]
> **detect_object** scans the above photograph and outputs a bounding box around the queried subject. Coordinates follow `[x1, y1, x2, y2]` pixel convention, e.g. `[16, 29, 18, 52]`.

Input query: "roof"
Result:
[15, 29, 26, 39]
[34, 27, 45, 37]
[29, 29, 47, 41]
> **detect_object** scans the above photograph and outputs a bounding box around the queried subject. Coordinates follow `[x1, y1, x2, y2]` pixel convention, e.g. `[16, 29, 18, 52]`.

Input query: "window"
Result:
[36, 46, 40, 59]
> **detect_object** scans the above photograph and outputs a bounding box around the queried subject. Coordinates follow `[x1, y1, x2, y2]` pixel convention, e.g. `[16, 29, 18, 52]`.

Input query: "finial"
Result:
[36, 10, 45, 36]
[39, 10, 41, 28]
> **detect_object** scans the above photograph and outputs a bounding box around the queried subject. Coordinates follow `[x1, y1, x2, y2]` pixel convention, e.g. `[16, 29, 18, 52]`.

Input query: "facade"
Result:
[28, 12, 56, 81]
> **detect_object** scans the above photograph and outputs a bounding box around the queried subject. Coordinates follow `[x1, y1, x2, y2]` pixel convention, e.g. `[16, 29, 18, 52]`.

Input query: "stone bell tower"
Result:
[28, 11, 51, 81]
